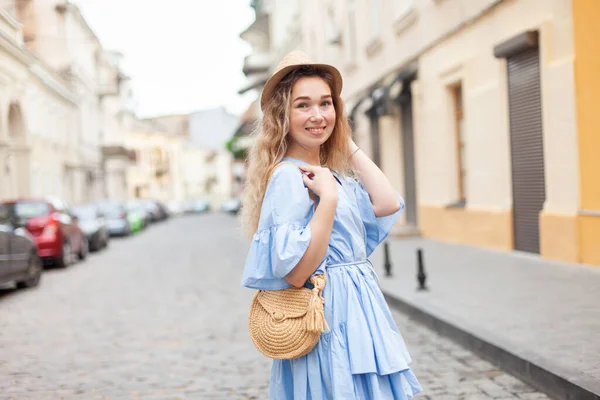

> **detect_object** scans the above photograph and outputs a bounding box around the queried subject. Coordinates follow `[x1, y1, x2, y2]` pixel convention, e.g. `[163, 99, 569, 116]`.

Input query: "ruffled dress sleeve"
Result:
[353, 179, 405, 257]
[241, 163, 317, 290]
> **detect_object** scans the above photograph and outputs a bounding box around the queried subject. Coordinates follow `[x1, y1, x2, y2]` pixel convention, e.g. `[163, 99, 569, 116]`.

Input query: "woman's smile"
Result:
[306, 126, 326, 136]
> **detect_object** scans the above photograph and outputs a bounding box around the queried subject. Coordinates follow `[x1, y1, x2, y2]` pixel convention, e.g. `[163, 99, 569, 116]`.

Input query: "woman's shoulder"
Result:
[261, 161, 313, 223]
[266, 162, 303, 192]
[272, 161, 302, 178]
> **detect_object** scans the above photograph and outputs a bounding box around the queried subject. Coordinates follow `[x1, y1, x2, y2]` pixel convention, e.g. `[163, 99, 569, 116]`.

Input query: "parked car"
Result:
[186, 199, 210, 214]
[220, 198, 241, 215]
[125, 201, 146, 233]
[70, 204, 110, 251]
[166, 200, 185, 216]
[2, 197, 88, 268]
[127, 199, 152, 227]
[0, 203, 42, 289]
[143, 199, 170, 222]
[96, 200, 131, 237]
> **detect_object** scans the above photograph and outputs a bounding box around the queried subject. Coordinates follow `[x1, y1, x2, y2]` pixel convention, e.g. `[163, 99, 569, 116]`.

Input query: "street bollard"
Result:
[384, 241, 392, 277]
[417, 248, 428, 291]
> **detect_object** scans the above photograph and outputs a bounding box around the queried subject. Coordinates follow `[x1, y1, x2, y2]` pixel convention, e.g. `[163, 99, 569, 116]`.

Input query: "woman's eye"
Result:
[321, 101, 332, 107]
[297, 103, 308, 108]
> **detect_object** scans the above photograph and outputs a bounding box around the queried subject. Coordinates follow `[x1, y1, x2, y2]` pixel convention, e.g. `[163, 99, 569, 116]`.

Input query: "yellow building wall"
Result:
[420, 205, 513, 251]
[540, 212, 579, 263]
[573, 0, 600, 266]
[416, 0, 578, 256]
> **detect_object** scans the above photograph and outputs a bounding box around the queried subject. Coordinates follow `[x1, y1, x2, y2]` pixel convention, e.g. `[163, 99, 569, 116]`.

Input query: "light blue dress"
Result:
[242, 157, 422, 400]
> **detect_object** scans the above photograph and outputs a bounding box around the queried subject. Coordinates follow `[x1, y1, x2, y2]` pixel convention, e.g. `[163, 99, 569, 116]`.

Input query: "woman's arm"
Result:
[349, 141, 402, 217]
[285, 193, 337, 288]
[285, 165, 338, 288]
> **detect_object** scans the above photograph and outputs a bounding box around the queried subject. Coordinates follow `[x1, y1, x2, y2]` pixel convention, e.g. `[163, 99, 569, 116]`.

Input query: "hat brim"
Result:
[260, 63, 343, 111]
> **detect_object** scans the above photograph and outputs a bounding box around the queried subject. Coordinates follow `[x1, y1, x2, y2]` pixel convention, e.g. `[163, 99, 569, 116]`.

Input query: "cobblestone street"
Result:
[0, 214, 550, 399]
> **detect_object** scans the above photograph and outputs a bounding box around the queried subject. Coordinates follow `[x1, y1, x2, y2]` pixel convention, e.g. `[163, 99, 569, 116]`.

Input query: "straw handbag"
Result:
[248, 274, 328, 359]
[247, 162, 328, 359]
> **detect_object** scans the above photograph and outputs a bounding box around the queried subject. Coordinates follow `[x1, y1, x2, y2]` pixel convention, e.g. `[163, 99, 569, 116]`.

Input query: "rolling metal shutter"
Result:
[506, 47, 546, 254]
[400, 99, 417, 226]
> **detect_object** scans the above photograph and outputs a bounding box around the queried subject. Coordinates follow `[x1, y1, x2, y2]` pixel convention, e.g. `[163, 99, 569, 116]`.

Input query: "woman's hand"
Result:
[298, 164, 338, 201]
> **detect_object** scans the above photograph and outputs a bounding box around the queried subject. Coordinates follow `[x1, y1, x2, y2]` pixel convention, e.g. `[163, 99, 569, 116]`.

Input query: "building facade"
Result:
[262, 0, 599, 266]
[572, 0, 600, 266]
[0, 6, 80, 203]
[0, 1, 134, 205]
[24, 0, 106, 204]
[125, 119, 184, 203]
[98, 51, 135, 202]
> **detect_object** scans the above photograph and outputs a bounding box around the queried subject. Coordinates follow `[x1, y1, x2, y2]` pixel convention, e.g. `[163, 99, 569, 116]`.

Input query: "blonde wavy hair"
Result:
[241, 66, 354, 238]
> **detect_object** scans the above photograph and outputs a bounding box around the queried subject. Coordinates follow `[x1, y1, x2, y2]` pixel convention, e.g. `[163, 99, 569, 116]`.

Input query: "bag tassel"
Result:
[306, 275, 329, 333]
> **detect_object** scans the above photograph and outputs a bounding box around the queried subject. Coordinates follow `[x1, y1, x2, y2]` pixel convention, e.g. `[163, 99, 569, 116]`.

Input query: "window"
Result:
[451, 83, 466, 203]
[9, 201, 51, 218]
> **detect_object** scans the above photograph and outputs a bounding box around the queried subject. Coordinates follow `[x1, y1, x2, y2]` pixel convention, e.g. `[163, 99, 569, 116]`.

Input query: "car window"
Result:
[7, 202, 50, 218]
[0, 204, 9, 224]
[71, 206, 97, 221]
[97, 203, 124, 218]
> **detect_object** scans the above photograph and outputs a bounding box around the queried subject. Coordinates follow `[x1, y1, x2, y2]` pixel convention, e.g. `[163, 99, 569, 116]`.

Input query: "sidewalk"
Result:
[370, 237, 600, 400]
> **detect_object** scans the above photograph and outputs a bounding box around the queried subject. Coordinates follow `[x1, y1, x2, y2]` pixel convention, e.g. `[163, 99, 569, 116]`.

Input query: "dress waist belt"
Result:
[304, 259, 373, 289]
[326, 259, 371, 269]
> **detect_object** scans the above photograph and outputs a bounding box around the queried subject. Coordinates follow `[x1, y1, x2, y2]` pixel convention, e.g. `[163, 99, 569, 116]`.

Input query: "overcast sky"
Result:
[75, 0, 256, 118]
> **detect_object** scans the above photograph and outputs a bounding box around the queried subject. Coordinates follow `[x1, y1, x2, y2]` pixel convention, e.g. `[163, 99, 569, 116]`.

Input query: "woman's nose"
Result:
[309, 106, 324, 121]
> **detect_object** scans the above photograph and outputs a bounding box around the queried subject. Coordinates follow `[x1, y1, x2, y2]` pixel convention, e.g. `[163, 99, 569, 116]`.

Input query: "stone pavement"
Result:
[393, 308, 549, 400]
[0, 214, 550, 399]
[370, 236, 600, 399]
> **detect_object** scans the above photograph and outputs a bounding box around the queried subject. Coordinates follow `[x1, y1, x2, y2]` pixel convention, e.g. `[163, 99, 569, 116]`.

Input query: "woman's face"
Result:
[288, 76, 336, 150]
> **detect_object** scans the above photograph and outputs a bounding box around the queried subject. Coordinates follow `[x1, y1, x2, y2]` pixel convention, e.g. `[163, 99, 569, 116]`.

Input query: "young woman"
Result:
[241, 51, 422, 400]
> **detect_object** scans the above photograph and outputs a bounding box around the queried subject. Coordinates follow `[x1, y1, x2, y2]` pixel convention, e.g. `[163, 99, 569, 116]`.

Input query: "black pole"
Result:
[383, 241, 392, 277]
[417, 248, 428, 291]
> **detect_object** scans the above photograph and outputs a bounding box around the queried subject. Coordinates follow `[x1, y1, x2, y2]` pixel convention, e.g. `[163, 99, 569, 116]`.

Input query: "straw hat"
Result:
[260, 51, 343, 111]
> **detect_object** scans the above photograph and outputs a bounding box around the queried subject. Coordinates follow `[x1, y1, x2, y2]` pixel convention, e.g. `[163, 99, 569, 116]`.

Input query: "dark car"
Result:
[70, 204, 110, 252]
[0, 203, 42, 289]
[3, 197, 88, 268]
[139, 199, 169, 222]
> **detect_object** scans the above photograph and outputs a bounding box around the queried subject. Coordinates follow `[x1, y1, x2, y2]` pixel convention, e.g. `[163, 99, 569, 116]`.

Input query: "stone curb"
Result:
[382, 290, 600, 400]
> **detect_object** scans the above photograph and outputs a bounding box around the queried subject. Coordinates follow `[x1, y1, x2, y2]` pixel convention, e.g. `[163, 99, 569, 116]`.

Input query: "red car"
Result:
[2, 197, 88, 268]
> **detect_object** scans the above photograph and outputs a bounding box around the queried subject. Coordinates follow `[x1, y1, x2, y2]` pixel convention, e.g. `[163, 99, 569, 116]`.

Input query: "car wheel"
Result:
[90, 236, 100, 252]
[78, 237, 89, 260]
[16, 253, 42, 289]
[56, 241, 72, 268]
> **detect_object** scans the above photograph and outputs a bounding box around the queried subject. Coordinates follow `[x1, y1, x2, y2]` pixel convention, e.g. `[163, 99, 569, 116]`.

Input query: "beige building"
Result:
[149, 114, 213, 204]
[0, 7, 80, 202]
[148, 112, 238, 208]
[23, 0, 106, 204]
[262, 0, 592, 264]
[0, 1, 134, 205]
[98, 51, 135, 202]
[125, 119, 185, 203]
